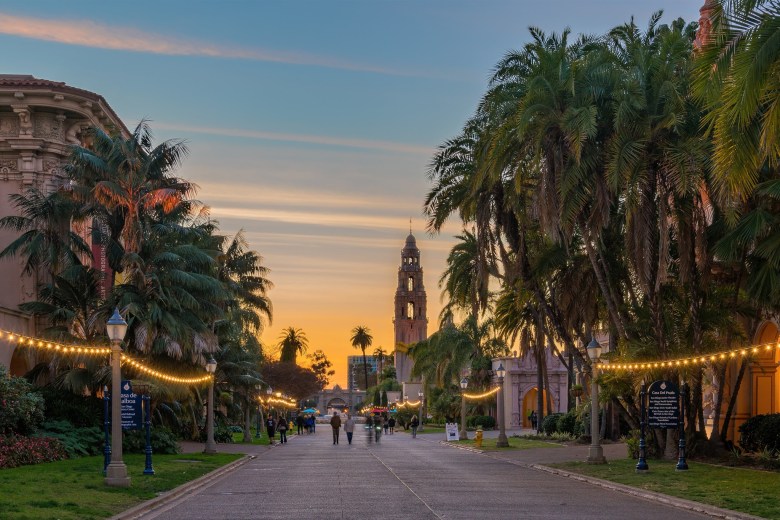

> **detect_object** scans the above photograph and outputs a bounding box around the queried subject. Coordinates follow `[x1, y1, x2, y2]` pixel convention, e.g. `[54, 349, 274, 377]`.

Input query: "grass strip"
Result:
[552, 458, 780, 519]
[454, 437, 563, 450]
[0, 452, 242, 520]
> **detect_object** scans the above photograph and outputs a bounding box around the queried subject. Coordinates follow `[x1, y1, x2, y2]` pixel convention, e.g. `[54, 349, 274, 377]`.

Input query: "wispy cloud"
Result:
[155, 122, 434, 155]
[0, 12, 410, 76]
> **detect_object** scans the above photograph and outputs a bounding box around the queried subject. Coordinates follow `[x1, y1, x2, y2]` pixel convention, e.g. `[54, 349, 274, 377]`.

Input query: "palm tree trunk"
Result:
[721, 358, 749, 443]
[584, 232, 628, 340]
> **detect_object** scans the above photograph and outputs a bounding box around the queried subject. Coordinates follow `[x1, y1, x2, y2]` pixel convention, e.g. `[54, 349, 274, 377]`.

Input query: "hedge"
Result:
[0, 435, 67, 468]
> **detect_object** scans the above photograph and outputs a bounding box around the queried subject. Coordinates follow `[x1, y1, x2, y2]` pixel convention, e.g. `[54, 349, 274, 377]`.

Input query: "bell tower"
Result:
[393, 230, 427, 384]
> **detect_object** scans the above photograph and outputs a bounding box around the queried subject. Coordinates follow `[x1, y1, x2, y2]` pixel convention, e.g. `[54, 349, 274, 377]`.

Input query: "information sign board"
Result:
[445, 423, 459, 441]
[121, 380, 143, 430]
[647, 380, 679, 429]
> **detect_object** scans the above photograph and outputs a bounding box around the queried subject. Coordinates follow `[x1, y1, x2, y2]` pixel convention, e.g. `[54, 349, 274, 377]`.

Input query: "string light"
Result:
[463, 387, 500, 399]
[121, 354, 213, 385]
[0, 329, 110, 356]
[396, 400, 422, 408]
[601, 339, 780, 372]
[258, 395, 297, 408]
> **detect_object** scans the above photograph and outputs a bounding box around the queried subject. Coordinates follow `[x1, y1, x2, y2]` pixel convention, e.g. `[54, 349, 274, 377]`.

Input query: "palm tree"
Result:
[278, 327, 308, 364]
[66, 120, 195, 261]
[694, 0, 780, 206]
[350, 325, 373, 390]
[373, 346, 386, 376]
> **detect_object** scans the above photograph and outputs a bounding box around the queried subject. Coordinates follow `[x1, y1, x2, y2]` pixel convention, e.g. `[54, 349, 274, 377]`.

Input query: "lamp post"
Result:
[105, 308, 130, 487]
[418, 391, 425, 431]
[255, 385, 264, 438]
[204, 357, 217, 454]
[459, 377, 468, 440]
[495, 363, 509, 448]
[586, 338, 606, 464]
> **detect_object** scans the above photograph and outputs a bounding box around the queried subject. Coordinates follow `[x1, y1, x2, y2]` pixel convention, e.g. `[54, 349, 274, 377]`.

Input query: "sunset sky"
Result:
[0, 0, 702, 387]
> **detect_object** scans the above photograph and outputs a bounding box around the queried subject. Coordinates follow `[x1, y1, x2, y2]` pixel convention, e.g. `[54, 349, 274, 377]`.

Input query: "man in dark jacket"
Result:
[330, 414, 342, 444]
[266, 417, 276, 445]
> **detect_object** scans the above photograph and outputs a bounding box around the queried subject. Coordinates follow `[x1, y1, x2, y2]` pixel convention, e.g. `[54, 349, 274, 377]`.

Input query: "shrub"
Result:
[228, 425, 244, 433]
[215, 424, 235, 443]
[0, 365, 45, 435]
[123, 426, 180, 454]
[0, 435, 67, 468]
[556, 410, 579, 435]
[36, 420, 103, 457]
[739, 414, 780, 453]
[467, 415, 496, 429]
[541, 413, 564, 435]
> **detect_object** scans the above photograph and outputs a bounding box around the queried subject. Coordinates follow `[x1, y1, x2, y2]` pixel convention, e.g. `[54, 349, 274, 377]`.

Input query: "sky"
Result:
[0, 0, 703, 387]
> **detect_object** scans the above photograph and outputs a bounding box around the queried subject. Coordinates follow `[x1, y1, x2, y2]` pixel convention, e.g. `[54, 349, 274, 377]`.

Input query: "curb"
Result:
[530, 464, 765, 520]
[437, 440, 484, 454]
[110, 454, 255, 520]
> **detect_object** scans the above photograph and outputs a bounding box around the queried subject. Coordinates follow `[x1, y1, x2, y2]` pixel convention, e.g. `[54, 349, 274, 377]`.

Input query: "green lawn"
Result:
[553, 458, 780, 519]
[0, 452, 243, 520]
[454, 437, 563, 450]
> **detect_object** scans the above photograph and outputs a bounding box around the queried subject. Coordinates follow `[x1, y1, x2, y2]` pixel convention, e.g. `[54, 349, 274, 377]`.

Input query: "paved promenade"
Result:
[140, 428, 710, 520]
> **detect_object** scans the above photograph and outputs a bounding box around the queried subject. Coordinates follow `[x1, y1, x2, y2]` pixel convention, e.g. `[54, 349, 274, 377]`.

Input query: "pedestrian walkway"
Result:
[137, 426, 709, 520]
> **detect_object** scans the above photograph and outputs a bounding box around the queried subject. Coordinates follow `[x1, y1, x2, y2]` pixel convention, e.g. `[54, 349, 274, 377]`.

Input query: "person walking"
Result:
[388, 416, 396, 434]
[410, 415, 419, 438]
[330, 413, 342, 444]
[344, 414, 355, 445]
[266, 416, 276, 445]
[375, 414, 382, 442]
[296, 415, 304, 435]
[277, 416, 288, 443]
[383, 414, 389, 435]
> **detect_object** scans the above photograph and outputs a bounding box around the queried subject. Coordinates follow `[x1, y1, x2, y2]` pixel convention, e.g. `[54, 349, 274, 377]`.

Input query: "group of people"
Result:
[329, 413, 356, 444]
[265, 416, 289, 445]
[295, 414, 317, 434]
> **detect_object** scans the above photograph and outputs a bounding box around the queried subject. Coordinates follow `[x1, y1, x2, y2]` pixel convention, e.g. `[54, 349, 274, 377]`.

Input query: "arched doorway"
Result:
[326, 398, 347, 415]
[521, 388, 550, 427]
[9, 347, 29, 377]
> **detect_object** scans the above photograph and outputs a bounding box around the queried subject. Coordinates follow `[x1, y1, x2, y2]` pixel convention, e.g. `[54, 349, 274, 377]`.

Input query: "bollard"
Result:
[475, 427, 483, 448]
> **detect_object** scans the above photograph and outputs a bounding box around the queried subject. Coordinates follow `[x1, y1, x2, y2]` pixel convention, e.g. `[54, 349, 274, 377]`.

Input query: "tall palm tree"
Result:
[350, 325, 373, 390]
[278, 327, 308, 364]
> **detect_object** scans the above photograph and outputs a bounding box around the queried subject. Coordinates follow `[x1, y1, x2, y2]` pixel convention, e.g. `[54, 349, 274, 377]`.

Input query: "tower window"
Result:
[407, 276, 414, 291]
[407, 302, 414, 319]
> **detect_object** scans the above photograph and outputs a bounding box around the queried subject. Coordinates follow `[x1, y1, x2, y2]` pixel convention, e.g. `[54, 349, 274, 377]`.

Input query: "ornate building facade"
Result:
[0, 75, 127, 374]
[393, 232, 427, 386]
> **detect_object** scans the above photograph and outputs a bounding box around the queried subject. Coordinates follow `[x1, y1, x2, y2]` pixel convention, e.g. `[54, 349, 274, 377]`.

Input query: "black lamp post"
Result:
[459, 377, 468, 440]
[105, 308, 130, 487]
[496, 363, 509, 448]
[204, 357, 217, 454]
[418, 391, 425, 431]
[586, 338, 606, 464]
[637, 379, 649, 472]
[256, 384, 264, 438]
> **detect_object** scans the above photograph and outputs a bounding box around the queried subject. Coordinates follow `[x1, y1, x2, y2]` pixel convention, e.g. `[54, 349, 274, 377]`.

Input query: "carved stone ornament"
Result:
[42, 159, 64, 175]
[0, 159, 18, 173]
[0, 116, 20, 137]
[33, 113, 65, 140]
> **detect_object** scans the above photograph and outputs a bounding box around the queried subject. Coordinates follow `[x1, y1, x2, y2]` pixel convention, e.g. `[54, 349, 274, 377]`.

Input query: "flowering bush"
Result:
[0, 435, 67, 468]
[0, 365, 45, 435]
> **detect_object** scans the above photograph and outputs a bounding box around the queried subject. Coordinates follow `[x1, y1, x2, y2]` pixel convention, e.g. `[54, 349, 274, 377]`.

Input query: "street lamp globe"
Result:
[106, 308, 127, 343]
[460, 377, 468, 389]
[587, 337, 602, 361]
[206, 357, 217, 374]
[496, 362, 506, 379]
[266, 386, 273, 395]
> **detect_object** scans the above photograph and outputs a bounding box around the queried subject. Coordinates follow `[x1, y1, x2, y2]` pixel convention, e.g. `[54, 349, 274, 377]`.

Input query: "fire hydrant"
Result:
[475, 426, 484, 448]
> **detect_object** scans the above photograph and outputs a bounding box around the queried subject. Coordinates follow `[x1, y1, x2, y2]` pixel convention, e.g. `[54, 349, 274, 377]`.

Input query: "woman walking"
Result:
[410, 415, 419, 438]
[277, 416, 288, 444]
[388, 416, 396, 434]
[344, 414, 355, 445]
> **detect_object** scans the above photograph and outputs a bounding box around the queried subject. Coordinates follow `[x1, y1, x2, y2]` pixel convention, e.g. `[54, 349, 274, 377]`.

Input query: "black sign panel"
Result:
[647, 380, 679, 429]
[121, 380, 142, 430]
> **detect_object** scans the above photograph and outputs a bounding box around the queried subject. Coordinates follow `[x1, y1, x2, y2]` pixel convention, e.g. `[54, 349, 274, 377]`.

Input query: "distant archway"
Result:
[522, 388, 550, 428]
[326, 398, 348, 414]
[9, 347, 29, 377]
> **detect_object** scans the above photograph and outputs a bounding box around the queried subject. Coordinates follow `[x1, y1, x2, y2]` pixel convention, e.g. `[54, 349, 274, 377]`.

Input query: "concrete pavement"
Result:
[125, 426, 722, 520]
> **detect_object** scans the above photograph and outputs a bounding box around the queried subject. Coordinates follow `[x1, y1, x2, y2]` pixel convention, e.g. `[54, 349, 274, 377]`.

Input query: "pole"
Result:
[586, 362, 606, 463]
[204, 377, 217, 454]
[496, 375, 509, 447]
[143, 394, 154, 475]
[459, 393, 468, 440]
[256, 403, 263, 438]
[676, 382, 689, 471]
[103, 386, 110, 475]
[105, 339, 130, 486]
[636, 382, 649, 472]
